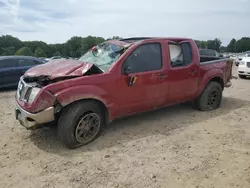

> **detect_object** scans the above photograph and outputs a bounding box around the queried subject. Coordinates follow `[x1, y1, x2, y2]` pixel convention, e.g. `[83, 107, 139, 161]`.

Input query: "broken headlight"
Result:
[28, 88, 41, 103]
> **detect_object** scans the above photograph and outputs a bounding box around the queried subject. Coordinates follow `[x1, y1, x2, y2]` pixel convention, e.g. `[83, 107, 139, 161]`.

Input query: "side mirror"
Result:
[123, 65, 132, 75]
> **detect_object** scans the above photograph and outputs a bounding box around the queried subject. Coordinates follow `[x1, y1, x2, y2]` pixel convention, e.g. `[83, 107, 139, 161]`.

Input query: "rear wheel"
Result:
[194, 81, 222, 111]
[57, 100, 106, 149]
[238, 74, 246, 79]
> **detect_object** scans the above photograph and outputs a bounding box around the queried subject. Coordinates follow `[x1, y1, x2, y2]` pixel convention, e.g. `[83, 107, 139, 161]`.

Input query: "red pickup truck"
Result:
[15, 37, 232, 148]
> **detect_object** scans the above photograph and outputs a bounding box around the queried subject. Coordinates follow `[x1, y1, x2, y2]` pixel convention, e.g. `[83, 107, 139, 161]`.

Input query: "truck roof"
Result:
[119, 37, 192, 44]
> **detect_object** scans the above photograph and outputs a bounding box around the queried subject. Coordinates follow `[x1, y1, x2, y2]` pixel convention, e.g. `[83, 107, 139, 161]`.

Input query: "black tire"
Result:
[238, 74, 246, 79]
[194, 81, 222, 111]
[57, 100, 106, 149]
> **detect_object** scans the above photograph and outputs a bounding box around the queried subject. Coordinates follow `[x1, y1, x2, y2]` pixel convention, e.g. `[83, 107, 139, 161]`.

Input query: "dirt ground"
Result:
[0, 65, 250, 188]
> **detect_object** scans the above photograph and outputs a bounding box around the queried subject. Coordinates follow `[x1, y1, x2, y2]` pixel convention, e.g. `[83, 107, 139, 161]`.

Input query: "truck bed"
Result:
[199, 55, 232, 86]
[200, 56, 227, 64]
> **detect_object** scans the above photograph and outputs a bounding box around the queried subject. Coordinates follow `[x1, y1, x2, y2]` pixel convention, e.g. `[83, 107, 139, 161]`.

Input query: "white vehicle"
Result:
[238, 56, 250, 79]
[236, 51, 250, 66]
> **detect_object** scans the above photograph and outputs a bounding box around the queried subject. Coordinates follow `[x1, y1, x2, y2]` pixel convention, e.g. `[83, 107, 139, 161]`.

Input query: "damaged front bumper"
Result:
[15, 101, 55, 130]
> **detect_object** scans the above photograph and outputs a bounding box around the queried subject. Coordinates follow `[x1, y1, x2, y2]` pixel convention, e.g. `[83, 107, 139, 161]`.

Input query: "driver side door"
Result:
[116, 42, 168, 116]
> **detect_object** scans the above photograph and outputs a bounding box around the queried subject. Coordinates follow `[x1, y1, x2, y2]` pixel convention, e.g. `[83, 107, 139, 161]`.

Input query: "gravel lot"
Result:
[0, 65, 250, 188]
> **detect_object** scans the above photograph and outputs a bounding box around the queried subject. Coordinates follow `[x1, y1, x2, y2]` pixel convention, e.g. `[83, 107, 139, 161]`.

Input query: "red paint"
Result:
[24, 59, 93, 79]
[16, 38, 232, 122]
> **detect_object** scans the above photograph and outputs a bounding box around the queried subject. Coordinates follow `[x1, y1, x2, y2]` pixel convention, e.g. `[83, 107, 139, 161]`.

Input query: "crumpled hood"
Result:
[24, 59, 95, 79]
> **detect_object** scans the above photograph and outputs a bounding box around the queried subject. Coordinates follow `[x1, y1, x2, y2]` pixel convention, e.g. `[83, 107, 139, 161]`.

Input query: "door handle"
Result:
[158, 73, 168, 80]
[190, 70, 197, 75]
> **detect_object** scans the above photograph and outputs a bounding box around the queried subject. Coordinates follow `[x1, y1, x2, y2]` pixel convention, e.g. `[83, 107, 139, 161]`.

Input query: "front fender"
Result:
[55, 85, 116, 119]
[197, 68, 223, 96]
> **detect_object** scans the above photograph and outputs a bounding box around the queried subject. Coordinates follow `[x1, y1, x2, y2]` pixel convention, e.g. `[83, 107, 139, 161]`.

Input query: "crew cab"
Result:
[15, 37, 233, 149]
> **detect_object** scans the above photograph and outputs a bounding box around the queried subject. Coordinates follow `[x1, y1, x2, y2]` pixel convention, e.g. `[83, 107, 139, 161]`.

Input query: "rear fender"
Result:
[55, 85, 116, 120]
[197, 69, 223, 97]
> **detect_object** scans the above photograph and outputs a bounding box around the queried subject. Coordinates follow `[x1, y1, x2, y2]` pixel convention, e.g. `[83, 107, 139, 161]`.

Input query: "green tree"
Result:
[15, 47, 34, 56]
[206, 40, 214, 50]
[207, 38, 222, 52]
[234, 37, 250, 53]
[0, 35, 22, 55]
[195, 40, 201, 48]
[107, 36, 122, 40]
[53, 51, 61, 56]
[200, 41, 207, 48]
[214, 38, 222, 52]
[65, 36, 83, 58]
[1, 46, 16, 55]
[220, 46, 227, 53]
[35, 47, 46, 57]
[23, 41, 51, 57]
[195, 40, 207, 49]
[226, 38, 236, 52]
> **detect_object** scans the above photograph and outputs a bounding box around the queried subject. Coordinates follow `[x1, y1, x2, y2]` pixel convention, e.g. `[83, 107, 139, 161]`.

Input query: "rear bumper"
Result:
[15, 101, 55, 130]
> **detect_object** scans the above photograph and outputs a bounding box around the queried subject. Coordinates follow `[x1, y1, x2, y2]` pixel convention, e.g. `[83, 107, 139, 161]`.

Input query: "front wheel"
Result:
[57, 101, 106, 149]
[194, 81, 222, 111]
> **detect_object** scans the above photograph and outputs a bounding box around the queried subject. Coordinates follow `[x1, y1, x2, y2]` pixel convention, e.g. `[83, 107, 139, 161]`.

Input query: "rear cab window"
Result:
[168, 42, 192, 67]
[123, 43, 163, 74]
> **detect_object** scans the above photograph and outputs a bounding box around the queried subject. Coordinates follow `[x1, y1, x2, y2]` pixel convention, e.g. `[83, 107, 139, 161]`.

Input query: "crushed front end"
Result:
[15, 76, 59, 130]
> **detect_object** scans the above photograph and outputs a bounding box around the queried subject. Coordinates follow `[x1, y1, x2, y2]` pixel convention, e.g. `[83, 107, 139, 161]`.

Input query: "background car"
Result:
[199, 49, 223, 57]
[0, 56, 47, 88]
[238, 56, 250, 79]
[235, 51, 250, 66]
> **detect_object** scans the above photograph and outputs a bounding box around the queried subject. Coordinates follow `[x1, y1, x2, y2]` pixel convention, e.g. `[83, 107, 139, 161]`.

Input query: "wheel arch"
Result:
[197, 69, 224, 97]
[54, 85, 117, 123]
[209, 76, 224, 91]
[63, 98, 110, 125]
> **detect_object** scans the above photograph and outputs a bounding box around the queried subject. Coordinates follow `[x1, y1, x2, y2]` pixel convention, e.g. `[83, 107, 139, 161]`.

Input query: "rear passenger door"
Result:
[167, 41, 199, 102]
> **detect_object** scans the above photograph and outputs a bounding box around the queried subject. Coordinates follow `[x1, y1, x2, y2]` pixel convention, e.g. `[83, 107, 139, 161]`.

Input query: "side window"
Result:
[182, 42, 192, 65]
[17, 59, 28, 67]
[17, 59, 39, 67]
[169, 44, 184, 67]
[123, 43, 162, 73]
[169, 42, 192, 67]
[32, 60, 43, 65]
[0, 59, 17, 69]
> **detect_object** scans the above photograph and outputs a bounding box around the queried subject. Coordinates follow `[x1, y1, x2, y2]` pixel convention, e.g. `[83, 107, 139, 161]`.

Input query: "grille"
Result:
[17, 77, 32, 102]
[247, 62, 250, 68]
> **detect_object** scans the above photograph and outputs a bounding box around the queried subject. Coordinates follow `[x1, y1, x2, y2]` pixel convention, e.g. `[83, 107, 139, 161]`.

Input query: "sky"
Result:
[0, 0, 249, 45]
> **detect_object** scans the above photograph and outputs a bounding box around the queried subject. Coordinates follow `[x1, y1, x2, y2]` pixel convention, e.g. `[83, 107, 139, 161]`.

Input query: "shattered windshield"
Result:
[78, 42, 125, 72]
